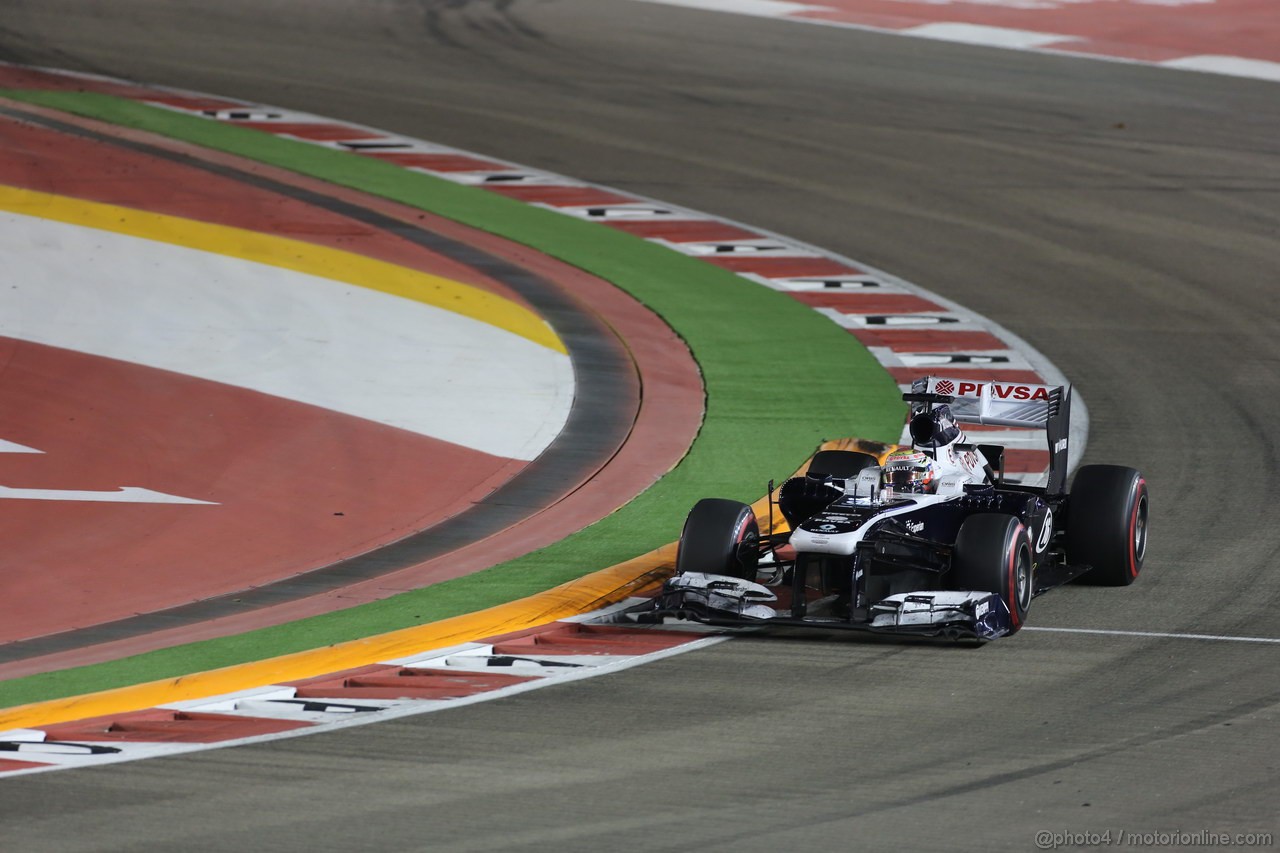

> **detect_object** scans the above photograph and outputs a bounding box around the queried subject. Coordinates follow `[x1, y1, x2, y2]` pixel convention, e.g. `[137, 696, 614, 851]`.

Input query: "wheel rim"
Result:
[1133, 492, 1149, 565]
[1015, 544, 1032, 611]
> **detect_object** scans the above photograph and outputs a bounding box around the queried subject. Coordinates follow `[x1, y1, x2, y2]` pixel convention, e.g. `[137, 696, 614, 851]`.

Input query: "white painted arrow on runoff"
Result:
[0, 437, 216, 503]
[0, 439, 43, 453]
[0, 485, 218, 504]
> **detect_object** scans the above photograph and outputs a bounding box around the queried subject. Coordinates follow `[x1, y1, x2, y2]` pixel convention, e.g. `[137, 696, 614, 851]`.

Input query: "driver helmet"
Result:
[881, 448, 937, 494]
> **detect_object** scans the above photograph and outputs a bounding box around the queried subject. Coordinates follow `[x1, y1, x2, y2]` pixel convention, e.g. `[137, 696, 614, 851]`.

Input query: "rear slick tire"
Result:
[1066, 465, 1149, 586]
[675, 498, 760, 581]
[953, 513, 1033, 633]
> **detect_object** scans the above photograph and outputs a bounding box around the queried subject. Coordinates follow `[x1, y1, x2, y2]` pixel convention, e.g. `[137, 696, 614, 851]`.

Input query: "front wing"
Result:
[632, 573, 1014, 641]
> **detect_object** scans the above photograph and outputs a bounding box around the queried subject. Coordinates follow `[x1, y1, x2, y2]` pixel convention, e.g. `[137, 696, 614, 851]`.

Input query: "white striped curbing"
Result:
[0, 600, 728, 778]
[625, 0, 1280, 86]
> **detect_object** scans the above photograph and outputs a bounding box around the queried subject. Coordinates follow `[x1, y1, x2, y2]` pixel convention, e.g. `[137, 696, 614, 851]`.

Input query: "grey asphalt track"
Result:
[2, 1, 1278, 850]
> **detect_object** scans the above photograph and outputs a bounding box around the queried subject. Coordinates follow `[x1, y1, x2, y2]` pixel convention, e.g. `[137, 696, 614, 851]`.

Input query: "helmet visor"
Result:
[883, 460, 931, 491]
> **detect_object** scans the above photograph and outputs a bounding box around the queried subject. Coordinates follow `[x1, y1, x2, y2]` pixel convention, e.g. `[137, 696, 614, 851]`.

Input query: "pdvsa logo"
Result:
[949, 382, 1051, 401]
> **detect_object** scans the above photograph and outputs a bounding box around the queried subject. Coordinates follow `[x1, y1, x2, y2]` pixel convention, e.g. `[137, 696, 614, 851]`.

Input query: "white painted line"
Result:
[543, 202, 695, 220]
[902, 23, 1078, 50]
[196, 109, 284, 121]
[818, 307, 966, 329]
[226, 697, 413, 723]
[435, 653, 639, 672]
[1160, 55, 1280, 83]
[630, 0, 831, 18]
[834, 315, 964, 328]
[749, 274, 898, 292]
[1025, 626, 1280, 645]
[0, 740, 202, 771]
[438, 170, 578, 187]
[559, 597, 655, 622]
[160, 685, 298, 712]
[381, 642, 494, 668]
[0, 728, 47, 742]
[653, 237, 820, 257]
[316, 138, 454, 154]
[181, 107, 321, 124]
[0, 439, 42, 454]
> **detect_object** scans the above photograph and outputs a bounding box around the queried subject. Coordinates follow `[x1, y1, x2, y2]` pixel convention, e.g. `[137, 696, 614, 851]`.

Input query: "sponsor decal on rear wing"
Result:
[912, 377, 1064, 429]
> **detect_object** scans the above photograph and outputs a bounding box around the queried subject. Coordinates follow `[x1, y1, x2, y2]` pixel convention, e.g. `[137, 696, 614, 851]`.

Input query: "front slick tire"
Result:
[675, 498, 759, 581]
[953, 513, 1033, 633]
[1067, 465, 1149, 586]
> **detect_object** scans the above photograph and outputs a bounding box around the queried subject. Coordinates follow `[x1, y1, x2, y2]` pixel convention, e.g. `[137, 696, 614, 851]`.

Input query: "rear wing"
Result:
[905, 377, 1072, 494]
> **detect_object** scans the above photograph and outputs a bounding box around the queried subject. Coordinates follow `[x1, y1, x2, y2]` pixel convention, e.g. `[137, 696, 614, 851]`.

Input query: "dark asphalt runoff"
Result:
[1, 1, 1278, 850]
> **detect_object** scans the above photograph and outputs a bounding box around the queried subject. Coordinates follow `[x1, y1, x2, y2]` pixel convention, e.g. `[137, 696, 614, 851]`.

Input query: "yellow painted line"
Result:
[0, 440, 900, 732]
[0, 184, 566, 355]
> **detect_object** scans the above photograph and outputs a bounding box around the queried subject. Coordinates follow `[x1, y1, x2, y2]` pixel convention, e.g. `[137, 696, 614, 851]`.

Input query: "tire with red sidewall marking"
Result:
[953, 513, 1033, 633]
[675, 498, 760, 581]
[1067, 465, 1149, 586]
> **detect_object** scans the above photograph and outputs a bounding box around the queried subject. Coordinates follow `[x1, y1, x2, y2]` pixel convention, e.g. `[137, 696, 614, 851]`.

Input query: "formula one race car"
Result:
[633, 377, 1148, 641]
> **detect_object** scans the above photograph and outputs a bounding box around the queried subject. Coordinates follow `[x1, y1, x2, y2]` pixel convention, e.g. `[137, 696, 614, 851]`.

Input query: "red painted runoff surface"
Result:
[0, 339, 522, 645]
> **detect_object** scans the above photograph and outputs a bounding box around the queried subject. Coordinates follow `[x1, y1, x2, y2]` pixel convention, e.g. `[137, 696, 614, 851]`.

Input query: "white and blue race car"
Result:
[637, 377, 1149, 641]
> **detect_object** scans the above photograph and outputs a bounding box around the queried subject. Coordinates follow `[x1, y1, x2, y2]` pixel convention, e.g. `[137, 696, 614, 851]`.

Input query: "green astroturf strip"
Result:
[0, 90, 904, 707]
